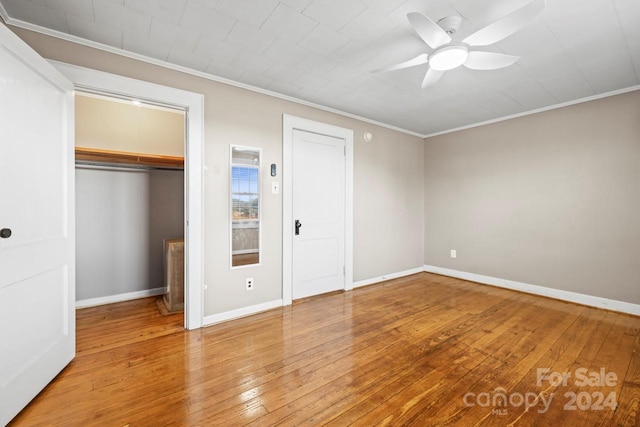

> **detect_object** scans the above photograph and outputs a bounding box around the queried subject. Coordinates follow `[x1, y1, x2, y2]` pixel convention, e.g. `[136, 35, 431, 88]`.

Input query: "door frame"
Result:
[52, 61, 205, 330]
[282, 114, 353, 305]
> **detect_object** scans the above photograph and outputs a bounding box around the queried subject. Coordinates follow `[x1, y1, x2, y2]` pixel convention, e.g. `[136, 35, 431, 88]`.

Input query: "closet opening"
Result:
[74, 90, 187, 324]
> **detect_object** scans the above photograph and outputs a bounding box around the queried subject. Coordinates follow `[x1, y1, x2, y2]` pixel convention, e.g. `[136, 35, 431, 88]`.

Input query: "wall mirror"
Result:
[231, 146, 261, 267]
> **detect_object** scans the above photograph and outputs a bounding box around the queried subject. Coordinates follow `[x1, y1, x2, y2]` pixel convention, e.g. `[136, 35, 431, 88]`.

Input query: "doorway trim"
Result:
[51, 61, 204, 330]
[282, 114, 353, 305]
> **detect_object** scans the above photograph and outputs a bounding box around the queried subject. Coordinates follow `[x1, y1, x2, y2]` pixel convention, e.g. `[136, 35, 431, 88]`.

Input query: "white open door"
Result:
[0, 23, 75, 425]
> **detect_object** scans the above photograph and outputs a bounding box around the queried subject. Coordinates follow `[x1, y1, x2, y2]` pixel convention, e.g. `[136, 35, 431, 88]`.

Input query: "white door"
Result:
[292, 130, 345, 299]
[0, 24, 75, 425]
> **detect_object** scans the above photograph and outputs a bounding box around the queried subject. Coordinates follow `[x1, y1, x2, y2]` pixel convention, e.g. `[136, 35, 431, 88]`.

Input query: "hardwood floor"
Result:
[9, 273, 640, 426]
[232, 253, 260, 266]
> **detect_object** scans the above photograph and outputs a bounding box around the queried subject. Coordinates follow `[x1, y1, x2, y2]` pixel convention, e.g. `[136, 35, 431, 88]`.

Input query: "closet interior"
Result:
[74, 92, 186, 313]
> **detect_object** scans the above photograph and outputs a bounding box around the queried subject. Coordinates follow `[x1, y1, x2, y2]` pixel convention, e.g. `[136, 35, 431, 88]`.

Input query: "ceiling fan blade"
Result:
[422, 67, 445, 88]
[463, 51, 519, 70]
[462, 0, 546, 47]
[371, 53, 429, 73]
[407, 12, 451, 49]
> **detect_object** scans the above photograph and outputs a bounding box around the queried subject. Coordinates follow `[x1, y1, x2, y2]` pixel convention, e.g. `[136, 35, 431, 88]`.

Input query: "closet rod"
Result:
[75, 162, 184, 172]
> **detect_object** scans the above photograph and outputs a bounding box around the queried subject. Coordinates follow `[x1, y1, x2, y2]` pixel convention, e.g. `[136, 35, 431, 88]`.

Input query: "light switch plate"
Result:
[272, 182, 280, 194]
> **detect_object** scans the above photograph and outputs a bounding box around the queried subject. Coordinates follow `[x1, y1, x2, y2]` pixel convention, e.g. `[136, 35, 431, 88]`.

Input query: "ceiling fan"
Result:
[373, 0, 546, 88]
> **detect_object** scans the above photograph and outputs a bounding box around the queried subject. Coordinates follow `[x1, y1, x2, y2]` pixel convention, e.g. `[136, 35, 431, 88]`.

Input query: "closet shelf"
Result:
[75, 147, 184, 170]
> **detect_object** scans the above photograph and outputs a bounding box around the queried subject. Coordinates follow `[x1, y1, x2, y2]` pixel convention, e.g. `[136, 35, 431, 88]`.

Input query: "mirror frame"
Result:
[230, 145, 262, 269]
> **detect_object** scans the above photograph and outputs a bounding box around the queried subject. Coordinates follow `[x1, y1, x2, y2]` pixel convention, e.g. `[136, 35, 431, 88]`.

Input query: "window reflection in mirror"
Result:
[231, 146, 260, 267]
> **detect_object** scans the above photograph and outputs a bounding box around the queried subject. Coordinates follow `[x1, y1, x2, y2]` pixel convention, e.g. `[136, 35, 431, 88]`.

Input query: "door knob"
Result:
[0, 228, 11, 239]
[294, 220, 302, 236]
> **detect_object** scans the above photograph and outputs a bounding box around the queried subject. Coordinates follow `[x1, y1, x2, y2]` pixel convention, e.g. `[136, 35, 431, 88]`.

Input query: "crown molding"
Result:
[1, 15, 424, 139]
[423, 85, 640, 139]
[3, 11, 638, 141]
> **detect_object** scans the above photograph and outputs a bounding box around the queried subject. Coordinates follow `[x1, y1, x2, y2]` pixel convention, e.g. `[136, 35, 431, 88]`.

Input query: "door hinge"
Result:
[344, 146, 346, 156]
[343, 266, 345, 275]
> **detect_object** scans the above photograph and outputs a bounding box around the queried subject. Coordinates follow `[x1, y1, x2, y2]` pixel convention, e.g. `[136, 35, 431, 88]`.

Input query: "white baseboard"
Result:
[203, 299, 283, 327]
[353, 267, 425, 289]
[76, 287, 164, 308]
[423, 265, 640, 316]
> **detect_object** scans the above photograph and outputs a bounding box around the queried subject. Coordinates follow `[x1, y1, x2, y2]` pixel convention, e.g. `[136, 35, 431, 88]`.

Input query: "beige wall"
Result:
[355, 126, 424, 279]
[424, 90, 640, 304]
[9, 26, 425, 316]
[76, 94, 185, 156]
[76, 168, 184, 300]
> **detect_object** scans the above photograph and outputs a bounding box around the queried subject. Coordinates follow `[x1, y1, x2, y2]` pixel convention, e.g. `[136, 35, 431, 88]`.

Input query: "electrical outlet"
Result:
[450, 249, 457, 259]
[246, 277, 254, 291]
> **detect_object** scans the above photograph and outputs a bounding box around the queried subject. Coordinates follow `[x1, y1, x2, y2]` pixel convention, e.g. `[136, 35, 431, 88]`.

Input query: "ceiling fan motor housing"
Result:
[437, 16, 462, 34]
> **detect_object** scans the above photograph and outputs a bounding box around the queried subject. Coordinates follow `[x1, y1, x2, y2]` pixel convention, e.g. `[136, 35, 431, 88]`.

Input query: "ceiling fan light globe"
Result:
[429, 45, 468, 71]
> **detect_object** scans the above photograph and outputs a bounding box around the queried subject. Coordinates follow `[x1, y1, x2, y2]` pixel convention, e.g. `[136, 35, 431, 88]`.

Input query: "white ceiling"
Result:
[1, 0, 638, 136]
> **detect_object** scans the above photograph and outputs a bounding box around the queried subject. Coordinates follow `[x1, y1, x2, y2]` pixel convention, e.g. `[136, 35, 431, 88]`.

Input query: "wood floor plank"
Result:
[496, 307, 613, 425]
[612, 332, 640, 427]
[8, 272, 640, 426]
[364, 300, 579, 425]
[531, 312, 633, 426]
[316, 298, 536, 426]
[406, 299, 562, 424]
